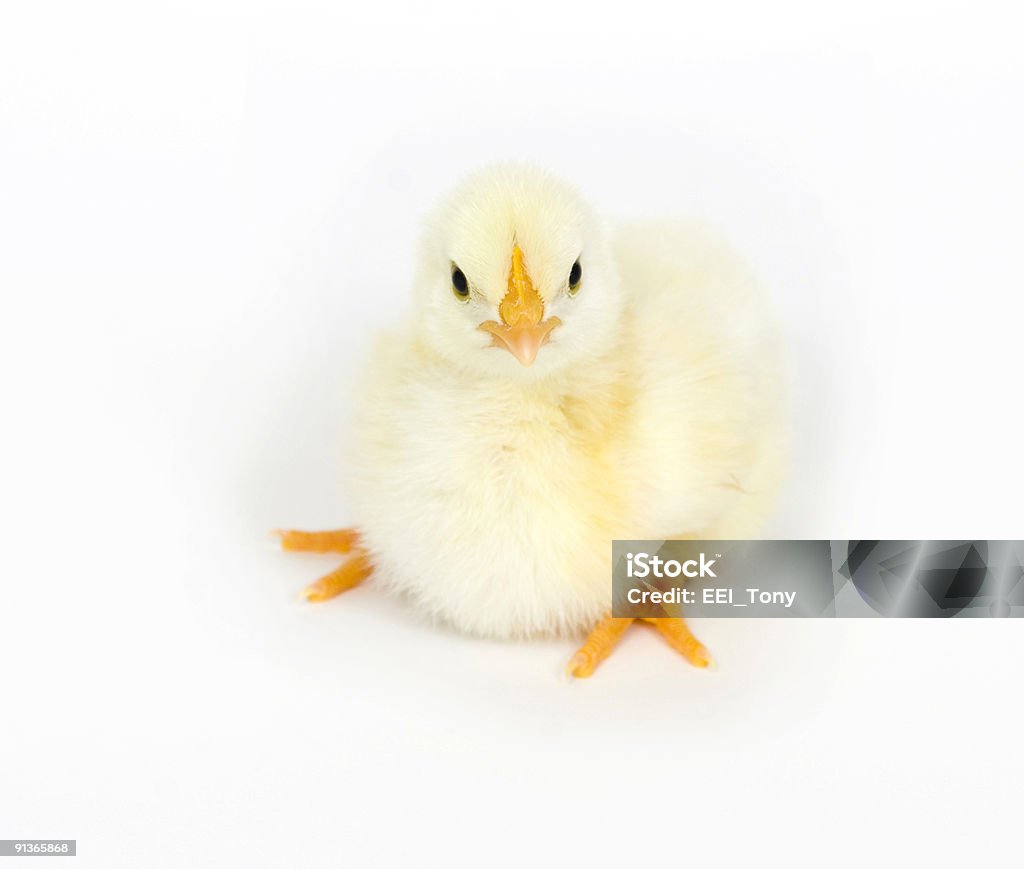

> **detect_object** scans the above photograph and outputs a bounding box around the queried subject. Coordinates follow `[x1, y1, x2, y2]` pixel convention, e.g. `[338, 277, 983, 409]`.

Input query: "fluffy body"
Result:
[345, 166, 786, 639]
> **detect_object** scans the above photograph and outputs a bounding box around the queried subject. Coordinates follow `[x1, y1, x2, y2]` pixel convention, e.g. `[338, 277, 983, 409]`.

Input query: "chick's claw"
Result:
[566, 616, 634, 678]
[302, 552, 373, 603]
[276, 528, 360, 554]
[644, 617, 714, 669]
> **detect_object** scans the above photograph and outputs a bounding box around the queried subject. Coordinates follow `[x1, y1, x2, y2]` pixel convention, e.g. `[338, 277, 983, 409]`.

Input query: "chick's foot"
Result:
[567, 615, 713, 678]
[276, 528, 373, 602]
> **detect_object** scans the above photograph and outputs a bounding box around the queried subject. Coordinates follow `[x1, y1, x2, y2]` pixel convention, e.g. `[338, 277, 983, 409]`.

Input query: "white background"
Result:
[2, 1, 1023, 866]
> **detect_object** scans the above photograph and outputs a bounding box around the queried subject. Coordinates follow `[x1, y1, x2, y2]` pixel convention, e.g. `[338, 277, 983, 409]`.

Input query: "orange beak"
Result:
[479, 245, 561, 367]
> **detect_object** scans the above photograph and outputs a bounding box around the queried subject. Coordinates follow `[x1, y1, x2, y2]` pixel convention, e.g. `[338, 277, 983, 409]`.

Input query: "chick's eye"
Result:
[451, 266, 469, 300]
[568, 259, 582, 295]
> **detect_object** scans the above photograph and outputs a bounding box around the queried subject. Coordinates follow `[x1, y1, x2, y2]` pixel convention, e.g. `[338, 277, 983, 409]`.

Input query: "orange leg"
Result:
[568, 615, 713, 678]
[277, 528, 372, 602]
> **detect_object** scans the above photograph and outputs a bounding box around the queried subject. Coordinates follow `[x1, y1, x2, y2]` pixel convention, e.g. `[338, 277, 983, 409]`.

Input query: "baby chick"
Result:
[279, 164, 785, 677]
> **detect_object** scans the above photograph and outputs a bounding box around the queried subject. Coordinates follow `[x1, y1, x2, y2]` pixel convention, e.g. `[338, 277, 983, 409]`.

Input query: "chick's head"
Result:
[414, 164, 621, 378]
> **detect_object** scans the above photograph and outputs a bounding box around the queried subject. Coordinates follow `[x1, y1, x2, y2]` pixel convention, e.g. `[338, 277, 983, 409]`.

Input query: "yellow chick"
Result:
[279, 164, 786, 677]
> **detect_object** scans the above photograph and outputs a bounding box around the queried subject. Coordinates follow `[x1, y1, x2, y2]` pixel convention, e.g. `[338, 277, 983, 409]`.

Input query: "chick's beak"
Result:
[479, 245, 561, 367]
